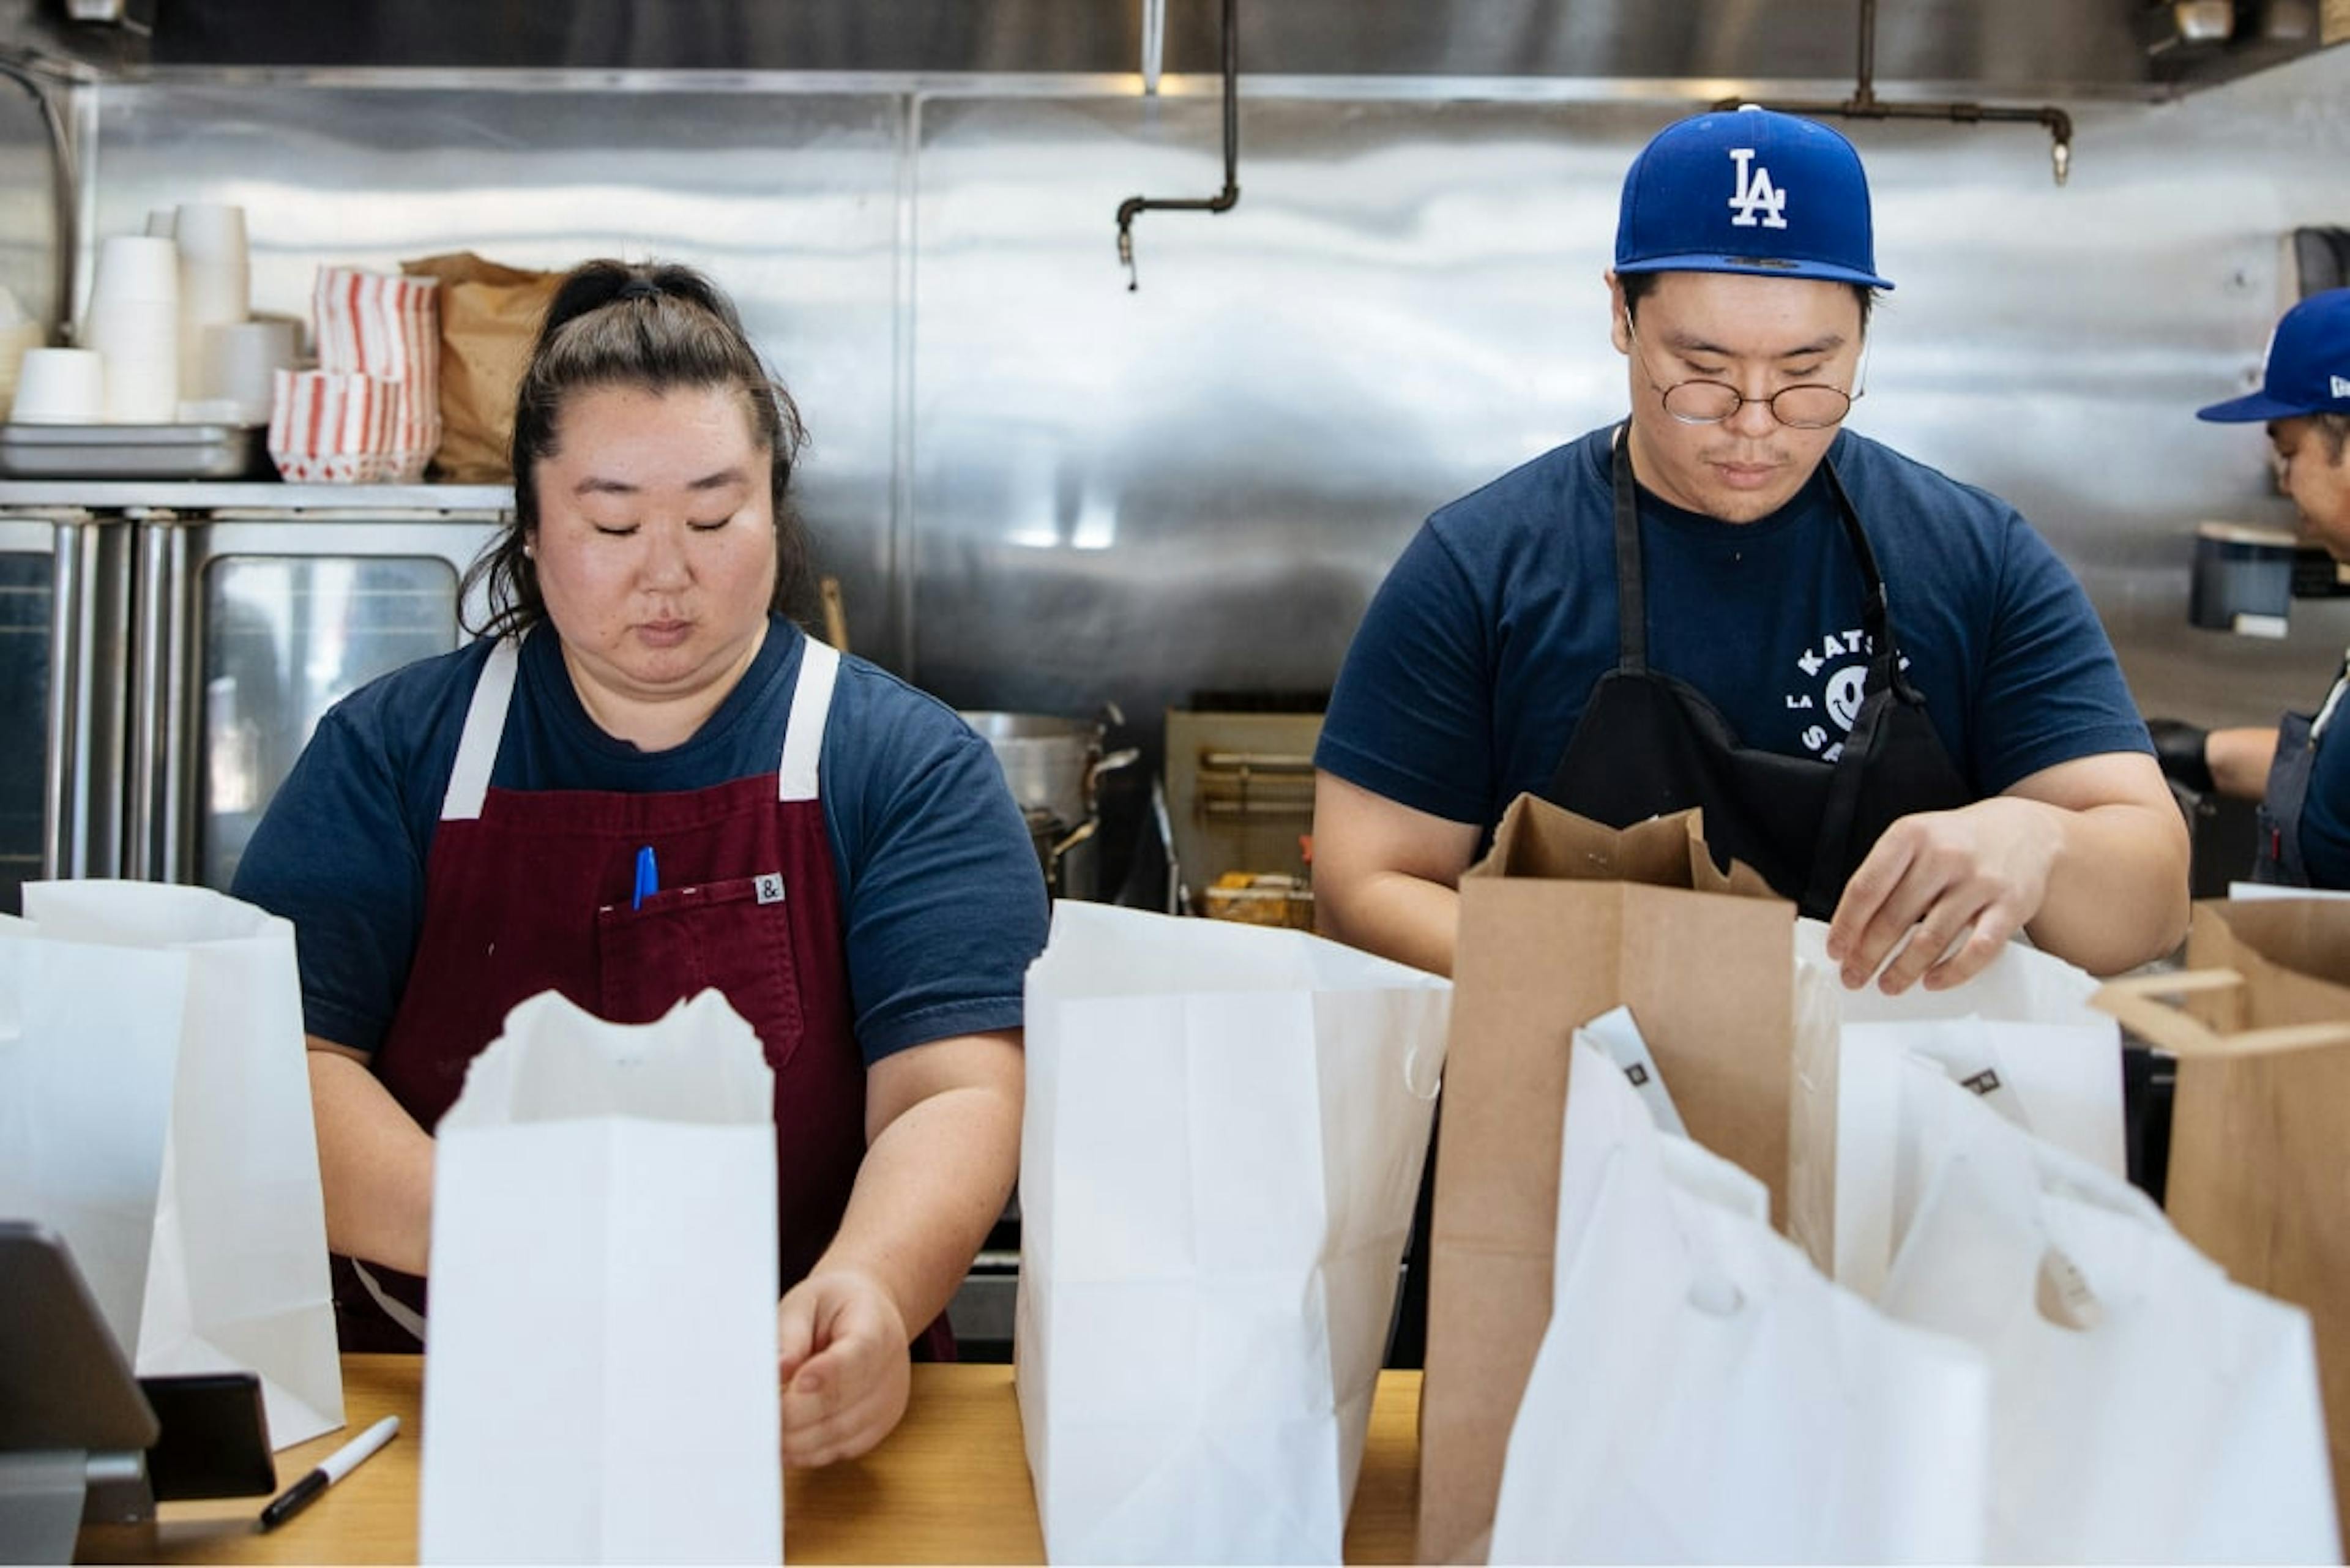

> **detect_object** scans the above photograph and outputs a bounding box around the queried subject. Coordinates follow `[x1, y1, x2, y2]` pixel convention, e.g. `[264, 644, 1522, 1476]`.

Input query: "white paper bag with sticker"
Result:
[1794, 919, 2124, 1296]
[1015, 903, 1451, 1564]
[1490, 1040, 1991, 1565]
[1878, 1067, 2338, 1564]
[0, 880, 342, 1448]
[419, 988, 780, 1566]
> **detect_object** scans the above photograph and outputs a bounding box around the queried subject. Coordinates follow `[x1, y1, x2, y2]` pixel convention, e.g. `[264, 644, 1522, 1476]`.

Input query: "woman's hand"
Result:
[775, 1265, 912, 1467]
[772, 1028, 1022, 1467]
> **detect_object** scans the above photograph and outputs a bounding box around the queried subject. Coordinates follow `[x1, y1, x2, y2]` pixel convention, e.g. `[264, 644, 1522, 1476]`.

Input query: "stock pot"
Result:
[960, 709, 1140, 896]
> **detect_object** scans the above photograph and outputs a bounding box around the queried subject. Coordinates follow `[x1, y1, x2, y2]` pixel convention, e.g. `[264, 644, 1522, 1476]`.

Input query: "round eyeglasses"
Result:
[1625, 316, 1863, 431]
[1655, 379, 1857, 430]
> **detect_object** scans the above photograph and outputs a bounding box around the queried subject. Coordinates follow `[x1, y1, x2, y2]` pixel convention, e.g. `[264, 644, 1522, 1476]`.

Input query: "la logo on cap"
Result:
[1727, 147, 1788, 230]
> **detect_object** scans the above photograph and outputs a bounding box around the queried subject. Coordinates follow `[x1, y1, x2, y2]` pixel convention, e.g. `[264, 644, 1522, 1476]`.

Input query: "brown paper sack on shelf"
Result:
[400, 252, 562, 483]
[2094, 897, 2350, 1548]
[1417, 794, 1800, 1564]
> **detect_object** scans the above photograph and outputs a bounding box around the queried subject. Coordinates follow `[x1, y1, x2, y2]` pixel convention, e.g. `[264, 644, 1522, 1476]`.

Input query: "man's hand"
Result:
[775, 1266, 912, 1468]
[1824, 797, 2064, 995]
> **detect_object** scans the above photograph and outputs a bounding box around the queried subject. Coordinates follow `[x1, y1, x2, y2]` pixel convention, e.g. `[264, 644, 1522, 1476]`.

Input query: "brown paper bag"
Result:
[2093, 898, 2350, 1545]
[1418, 794, 1794, 1564]
[400, 252, 564, 483]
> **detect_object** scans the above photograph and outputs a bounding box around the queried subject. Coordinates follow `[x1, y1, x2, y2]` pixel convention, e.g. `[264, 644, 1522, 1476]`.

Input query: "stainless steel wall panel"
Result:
[86, 80, 909, 659]
[911, 54, 2350, 736]
[911, 92, 1632, 722]
[50, 47, 2350, 782]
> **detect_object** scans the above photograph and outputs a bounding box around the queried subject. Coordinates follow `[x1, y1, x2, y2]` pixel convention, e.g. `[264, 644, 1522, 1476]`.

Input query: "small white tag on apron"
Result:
[1575, 1004, 1688, 1137]
[754, 873, 786, 905]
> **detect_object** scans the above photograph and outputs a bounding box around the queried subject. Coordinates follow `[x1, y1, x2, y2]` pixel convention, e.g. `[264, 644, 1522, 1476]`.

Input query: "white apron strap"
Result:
[441, 636, 522, 823]
[2314, 649, 2350, 743]
[778, 638, 840, 804]
[349, 1260, 428, 1346]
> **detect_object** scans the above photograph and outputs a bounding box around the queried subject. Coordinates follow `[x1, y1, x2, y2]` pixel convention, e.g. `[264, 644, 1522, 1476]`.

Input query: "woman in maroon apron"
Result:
[239, 261, 1041, 1468]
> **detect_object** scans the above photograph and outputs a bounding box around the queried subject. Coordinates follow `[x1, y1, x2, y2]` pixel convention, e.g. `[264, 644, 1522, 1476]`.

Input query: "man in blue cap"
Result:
[2152, 288, 2350, 886]
[1312, 106, 2187, 991]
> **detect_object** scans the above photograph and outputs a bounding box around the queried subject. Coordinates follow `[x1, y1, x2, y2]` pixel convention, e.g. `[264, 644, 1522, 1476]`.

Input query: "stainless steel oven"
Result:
[0, 509, 133, 913]
[130, 507, 504, 890]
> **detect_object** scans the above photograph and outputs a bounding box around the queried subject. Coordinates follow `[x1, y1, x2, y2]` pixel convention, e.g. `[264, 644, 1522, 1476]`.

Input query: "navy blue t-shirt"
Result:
[1317, 425, 2152, 834]
[231, 616, 1048, 1064]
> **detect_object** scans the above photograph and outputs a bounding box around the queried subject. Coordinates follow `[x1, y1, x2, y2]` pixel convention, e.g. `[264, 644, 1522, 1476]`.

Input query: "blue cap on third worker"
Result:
[1614, 106, 1894, 292]
[2196, 288, 2350, 424]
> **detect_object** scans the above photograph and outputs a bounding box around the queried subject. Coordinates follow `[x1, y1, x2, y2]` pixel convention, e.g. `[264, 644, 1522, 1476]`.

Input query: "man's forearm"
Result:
[2207, 726, 2281, 803]
[2024, 801, 2191, 975]
[1316, 870, 1463, 977]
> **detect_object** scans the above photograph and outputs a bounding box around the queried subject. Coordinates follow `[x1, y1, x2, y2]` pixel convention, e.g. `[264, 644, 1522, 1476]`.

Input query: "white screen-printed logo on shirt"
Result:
[1782, 627, 1911, 760]
[1727, 147, 1789, 230]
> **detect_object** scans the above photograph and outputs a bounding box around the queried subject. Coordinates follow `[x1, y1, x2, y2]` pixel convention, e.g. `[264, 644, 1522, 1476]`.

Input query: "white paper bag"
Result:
[1015, 903, 1450, 1565]
[419, 989, 781, 1567]
[1794, 919, 2125, 1296]
[1879, 1070, 2340, 1564]
[1490, 1040, 1990, 1565]
[0, 880, 342, 1448]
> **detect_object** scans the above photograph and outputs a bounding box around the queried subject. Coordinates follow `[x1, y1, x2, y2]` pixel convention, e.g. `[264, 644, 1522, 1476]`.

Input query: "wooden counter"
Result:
[79, 1356, 1423, 1565]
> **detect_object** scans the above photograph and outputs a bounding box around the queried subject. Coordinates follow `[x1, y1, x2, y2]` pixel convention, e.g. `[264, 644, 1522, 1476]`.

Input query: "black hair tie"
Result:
[612, 278, 661, 303]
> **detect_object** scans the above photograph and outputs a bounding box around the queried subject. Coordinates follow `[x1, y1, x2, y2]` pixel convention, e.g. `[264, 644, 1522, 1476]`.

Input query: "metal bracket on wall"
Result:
[0, 51, 82, 335]
[1114, 0, 1240, 291]
[1717, 0, 2076, 187]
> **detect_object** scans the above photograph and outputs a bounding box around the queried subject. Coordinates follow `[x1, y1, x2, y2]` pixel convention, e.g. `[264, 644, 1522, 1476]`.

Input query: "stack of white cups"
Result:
[173, 204, 250, 407]
[82, 235, 179, 424]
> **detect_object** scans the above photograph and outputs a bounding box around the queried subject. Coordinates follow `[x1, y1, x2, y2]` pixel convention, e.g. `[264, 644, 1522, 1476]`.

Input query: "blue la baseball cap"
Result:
[2196, 288, 2350, 423]
[1615, 106, 1894, 292]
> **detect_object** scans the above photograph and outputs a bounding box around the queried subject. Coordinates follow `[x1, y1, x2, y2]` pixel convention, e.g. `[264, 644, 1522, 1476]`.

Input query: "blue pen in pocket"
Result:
[633, 846, 658, 911]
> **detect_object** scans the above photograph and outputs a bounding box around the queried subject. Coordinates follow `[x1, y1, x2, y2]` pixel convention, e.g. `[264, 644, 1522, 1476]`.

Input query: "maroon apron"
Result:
[332, 630, 952, 1359]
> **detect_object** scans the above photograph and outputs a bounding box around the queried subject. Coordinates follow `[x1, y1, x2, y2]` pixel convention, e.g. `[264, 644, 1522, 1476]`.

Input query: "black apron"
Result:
[2251, 666, 2347, 886]
[1543, 427, 1972, 920]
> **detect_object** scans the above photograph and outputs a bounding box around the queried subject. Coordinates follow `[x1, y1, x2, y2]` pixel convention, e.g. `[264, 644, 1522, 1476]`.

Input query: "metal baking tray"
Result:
[0, 422, 269, 480]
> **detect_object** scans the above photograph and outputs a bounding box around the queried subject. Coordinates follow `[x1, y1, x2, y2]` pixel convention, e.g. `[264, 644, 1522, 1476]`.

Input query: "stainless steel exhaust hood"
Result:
[10, 0, 2333, 95]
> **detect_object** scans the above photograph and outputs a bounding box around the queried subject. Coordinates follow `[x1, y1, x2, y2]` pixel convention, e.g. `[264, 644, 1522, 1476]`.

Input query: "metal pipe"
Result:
[129, 515, 190, 883]
[1854, 0, 1877, 107]
[1115, 0, 1241, 290]
[1140, 0, 1165, 97]
[1719, 0, 2075, 185]
[45, 518, 83, 881]
[0, 56, 79, 336]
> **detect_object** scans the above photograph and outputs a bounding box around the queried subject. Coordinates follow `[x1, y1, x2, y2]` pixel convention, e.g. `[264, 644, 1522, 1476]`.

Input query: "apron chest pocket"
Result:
[595, 875, 804, 1069]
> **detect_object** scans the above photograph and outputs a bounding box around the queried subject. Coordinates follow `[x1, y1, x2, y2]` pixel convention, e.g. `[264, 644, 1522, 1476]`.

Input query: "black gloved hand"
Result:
[2146, 718, 2215, 794]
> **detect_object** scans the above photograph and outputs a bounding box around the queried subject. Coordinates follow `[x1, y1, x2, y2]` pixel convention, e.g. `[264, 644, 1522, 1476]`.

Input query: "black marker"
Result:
[258, 1415, 399, 1531]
